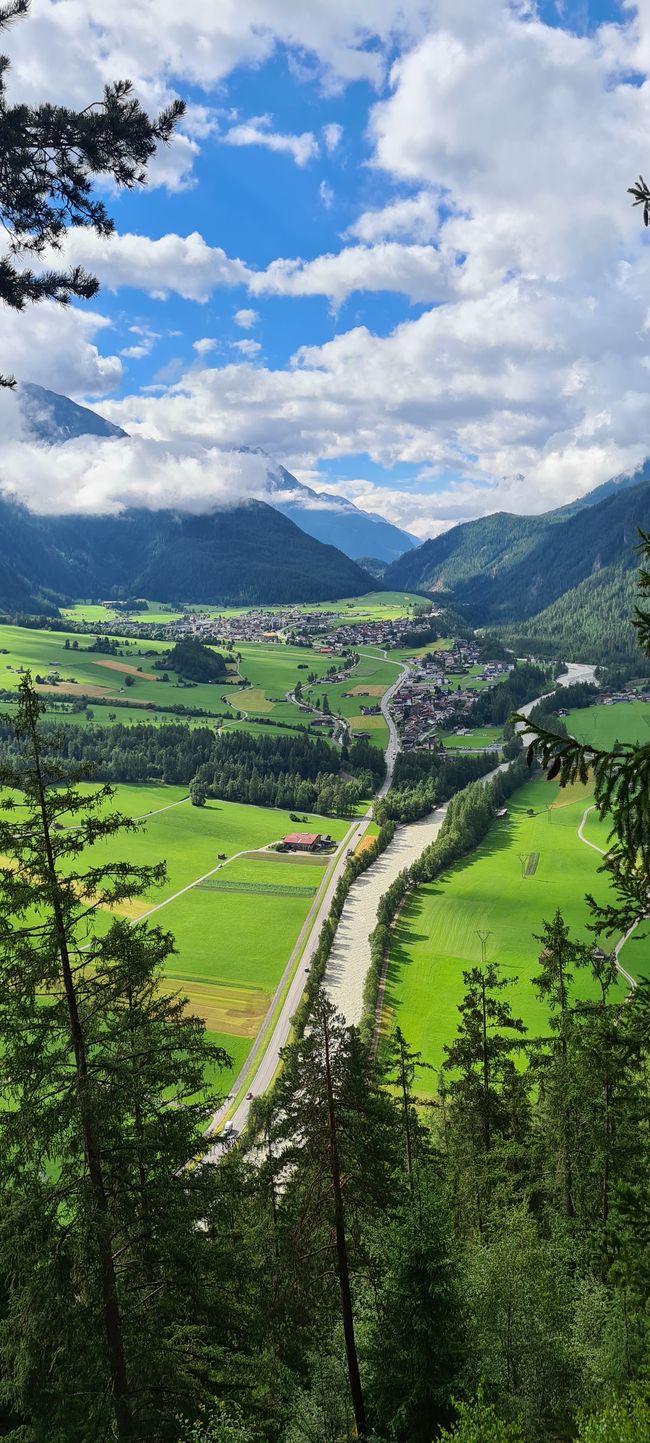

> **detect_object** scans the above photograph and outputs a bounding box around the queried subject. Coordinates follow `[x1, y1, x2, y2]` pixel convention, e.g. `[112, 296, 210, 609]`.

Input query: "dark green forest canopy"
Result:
[157, 638, 227, 682]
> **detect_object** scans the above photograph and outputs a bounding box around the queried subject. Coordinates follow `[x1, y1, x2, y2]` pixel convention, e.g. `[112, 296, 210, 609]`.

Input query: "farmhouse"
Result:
[282, 832, 323, 852]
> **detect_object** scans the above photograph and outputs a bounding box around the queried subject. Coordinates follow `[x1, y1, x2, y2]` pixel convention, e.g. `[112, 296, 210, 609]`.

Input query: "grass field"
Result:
[380, 777, 644, 1095]
[567, 700, 650, 748]
[302, 648, 399, 748]
[62, 591, 426, 627]
[297, 591, 428, 620]
[62, 785, 351, 1083]
[0, 624, 348, 744]
[439, 726, 503, 750]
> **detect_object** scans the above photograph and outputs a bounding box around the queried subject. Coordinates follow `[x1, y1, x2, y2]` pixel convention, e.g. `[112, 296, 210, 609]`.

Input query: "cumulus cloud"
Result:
[121, 325, 160, 360]
[44, 230, 250, 302]
[2, 0, 433, 113]
[250, 242, 447, 304]
[0, 405, 274, 517]
[322, 122, 343, 152]
[233, 308, 259, 330]
[232, 338, 262, 357]
[347, 191, 440, 243]
[193, 338, 218, 355]
[6, 0, 650, 535]
[319, 180, 335, 209]
[0, 301, 122, 398]
[222, 115, 319, 167]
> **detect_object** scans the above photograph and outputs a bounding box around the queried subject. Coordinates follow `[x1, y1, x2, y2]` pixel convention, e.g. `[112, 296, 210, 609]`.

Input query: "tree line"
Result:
[376, 746, 499, 823]
[0, 716, 385, 816]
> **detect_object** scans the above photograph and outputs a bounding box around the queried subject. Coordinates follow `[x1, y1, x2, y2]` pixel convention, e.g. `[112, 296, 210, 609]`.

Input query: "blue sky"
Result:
[2, 0, 650, 536]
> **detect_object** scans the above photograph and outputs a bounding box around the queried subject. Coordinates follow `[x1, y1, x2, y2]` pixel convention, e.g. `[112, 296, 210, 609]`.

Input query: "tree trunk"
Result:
[481, 972, 491, 1153]
[27, 695, 133, 1440]
[322, 1009, 367, 1440]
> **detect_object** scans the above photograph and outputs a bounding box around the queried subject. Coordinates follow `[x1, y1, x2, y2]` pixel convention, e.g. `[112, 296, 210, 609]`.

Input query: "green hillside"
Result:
[384, 480, 650, 645]
[0, 497, 373, 610]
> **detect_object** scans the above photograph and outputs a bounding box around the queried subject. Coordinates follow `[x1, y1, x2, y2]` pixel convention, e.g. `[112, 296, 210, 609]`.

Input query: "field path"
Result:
[135, 843, 261, 925]
[577, 805, 638, 990]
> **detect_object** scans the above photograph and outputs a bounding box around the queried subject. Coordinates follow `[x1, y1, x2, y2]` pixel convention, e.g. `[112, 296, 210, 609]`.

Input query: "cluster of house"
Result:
[279, 832, 336, 853]
[73, 600, 441, 654]
[599, 686, 650, 706]
[389, 644, 511, 749]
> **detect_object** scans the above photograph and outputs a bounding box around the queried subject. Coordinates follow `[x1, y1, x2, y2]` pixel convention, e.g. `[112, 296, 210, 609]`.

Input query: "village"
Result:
[387, 641, 512, 749]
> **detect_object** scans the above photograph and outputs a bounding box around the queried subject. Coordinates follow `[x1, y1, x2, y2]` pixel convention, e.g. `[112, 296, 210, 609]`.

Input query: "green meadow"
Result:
[302, 648, 400, 748]
[296, 591, 427, 620]
[566, 699, 650, 748]
[76, 786, 350, 1083]
[380, 777, 640, 1095]
[62, 590, 425, 628]
[439, 726, 503, 750]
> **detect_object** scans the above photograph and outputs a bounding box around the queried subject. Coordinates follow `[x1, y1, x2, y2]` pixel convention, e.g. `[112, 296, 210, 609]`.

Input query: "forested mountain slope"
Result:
[0, 498, 373, 609]
[499, 564, 642, 664]
[385, 479, 650, 627]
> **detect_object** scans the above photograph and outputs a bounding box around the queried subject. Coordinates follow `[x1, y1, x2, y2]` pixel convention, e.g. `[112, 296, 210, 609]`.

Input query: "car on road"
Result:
[246, 1091, 253, 1100]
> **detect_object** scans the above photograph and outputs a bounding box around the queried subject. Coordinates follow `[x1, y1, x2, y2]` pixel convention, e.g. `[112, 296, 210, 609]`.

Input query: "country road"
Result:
[205, 653, 410, 1148]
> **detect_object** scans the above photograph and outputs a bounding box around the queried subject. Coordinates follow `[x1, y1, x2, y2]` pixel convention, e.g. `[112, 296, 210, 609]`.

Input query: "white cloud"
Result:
[0, 301, 122, 397]
[347, 191, 440, 243]
[233, 308, 259, 330]
[322, 122, 343, 152]
[222, 115, 319, 167]
[44, 230, 250, 302]
[6, 1, 650, 536]
[0, 397, 274, 515]
[232, 338, 262, 357]
[320, 180, 335, 210]
[2, 1, 434, 113]
[251, 242, 446, 304]
[193, 337, 218, 355]
[121, 325, 160, 360]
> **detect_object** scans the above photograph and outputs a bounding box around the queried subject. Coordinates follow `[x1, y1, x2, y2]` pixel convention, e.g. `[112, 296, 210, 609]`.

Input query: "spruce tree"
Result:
[0, 677, 229, 1440]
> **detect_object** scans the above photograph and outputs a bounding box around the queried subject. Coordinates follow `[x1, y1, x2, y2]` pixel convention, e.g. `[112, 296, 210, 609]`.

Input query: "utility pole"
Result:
[476, 929, 492, 966]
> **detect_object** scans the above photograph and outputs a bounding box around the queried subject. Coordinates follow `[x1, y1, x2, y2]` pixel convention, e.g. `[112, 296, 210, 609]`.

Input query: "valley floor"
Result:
[378, 775, 650, 1094]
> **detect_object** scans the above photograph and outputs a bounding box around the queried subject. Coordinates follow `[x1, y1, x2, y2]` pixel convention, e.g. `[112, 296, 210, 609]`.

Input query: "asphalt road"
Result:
[205, 654, 410, 1151]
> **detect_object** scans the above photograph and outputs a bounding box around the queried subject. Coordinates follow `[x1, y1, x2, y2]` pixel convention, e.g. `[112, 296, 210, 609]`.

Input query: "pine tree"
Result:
[0, 678, 229, 1440]
[266, 993, 400, 1440]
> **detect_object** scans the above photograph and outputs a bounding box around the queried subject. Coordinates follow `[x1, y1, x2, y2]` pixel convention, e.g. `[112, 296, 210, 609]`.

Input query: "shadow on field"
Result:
[381, 816, 522, 1023]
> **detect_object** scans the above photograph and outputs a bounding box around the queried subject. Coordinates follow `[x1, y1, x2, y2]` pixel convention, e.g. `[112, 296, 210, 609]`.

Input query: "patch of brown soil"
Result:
[95, 659, 157, 679]
[160, 979, 268, 1037]
[241, 849, 328, 865]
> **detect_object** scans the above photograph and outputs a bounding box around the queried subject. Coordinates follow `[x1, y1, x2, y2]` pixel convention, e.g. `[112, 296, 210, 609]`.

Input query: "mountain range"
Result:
[17, 385, 415, 564]
[6, 383, 650, 657]
[259, 459, 415, 563]
[385, 474, 650, 661]
[0, 497, 373, 612]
